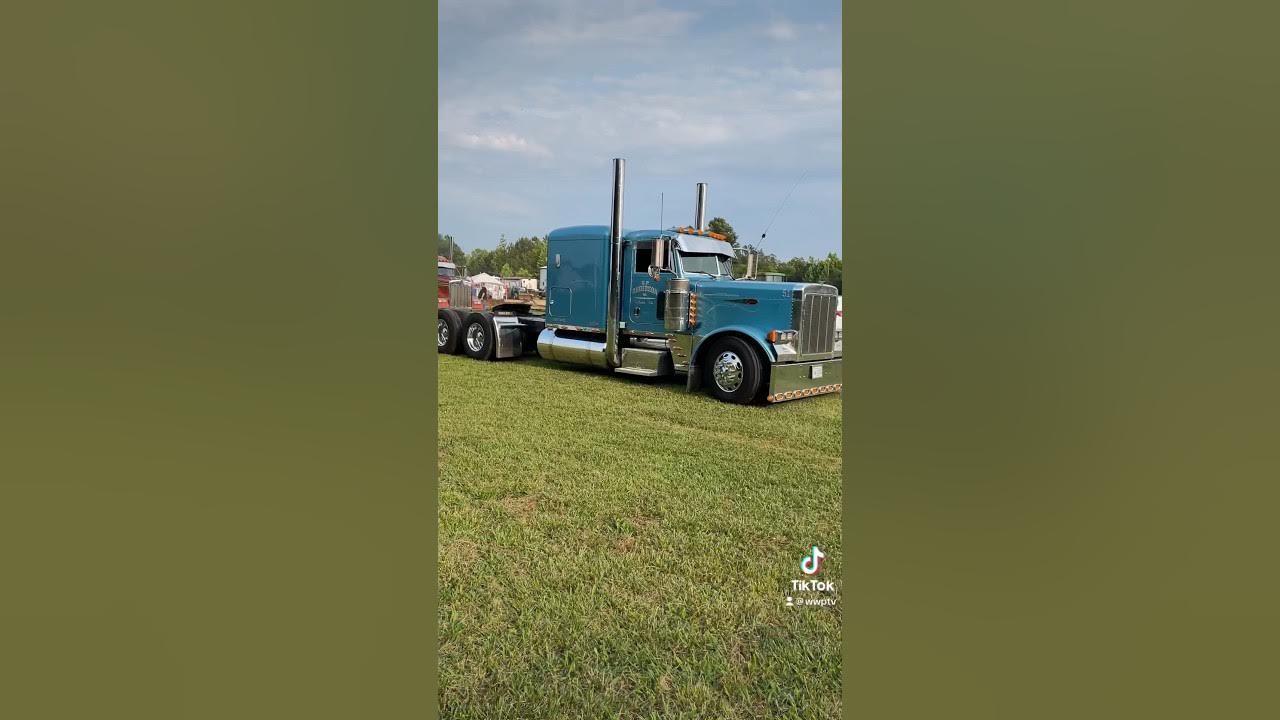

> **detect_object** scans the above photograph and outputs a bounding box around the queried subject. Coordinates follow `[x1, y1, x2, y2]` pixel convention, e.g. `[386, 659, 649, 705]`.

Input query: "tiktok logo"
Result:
[800, 545, 826, 575]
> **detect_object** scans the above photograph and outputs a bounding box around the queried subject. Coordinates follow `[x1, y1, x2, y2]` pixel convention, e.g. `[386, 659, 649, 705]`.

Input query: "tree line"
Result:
[437, 233, 547, 279]
[438, 217, 841, 292]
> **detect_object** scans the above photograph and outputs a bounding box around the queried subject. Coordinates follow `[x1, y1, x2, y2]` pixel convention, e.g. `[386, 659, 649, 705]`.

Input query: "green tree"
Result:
[437, 233, 465, 266]
[770, 253, 843, 291]
[453, 233, 551, 277]
[706, 217, 738, 246]
[819, 253, 843, 292]
[509, 235, 547, 277]
[467, 248, 494, 275]
[732, 242, 782, 277]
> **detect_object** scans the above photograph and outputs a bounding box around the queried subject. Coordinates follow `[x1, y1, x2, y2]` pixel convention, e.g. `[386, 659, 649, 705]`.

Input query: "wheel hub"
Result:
[466, 323, 485, 352]
[712, 351, 744, 393]
[437, 319, 449, 347]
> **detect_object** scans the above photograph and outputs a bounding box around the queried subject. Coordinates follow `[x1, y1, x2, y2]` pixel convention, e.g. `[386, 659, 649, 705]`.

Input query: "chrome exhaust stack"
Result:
[604, 158, 626, 369]
[694, 182, 708, 231]
[537, 158, 627, 371]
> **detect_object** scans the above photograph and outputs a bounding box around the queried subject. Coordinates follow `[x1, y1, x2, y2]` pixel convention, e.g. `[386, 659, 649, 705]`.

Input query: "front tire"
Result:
[438, 309, 462, 355]
[702, 336, 765, 404]
[462, 312, 496, 360]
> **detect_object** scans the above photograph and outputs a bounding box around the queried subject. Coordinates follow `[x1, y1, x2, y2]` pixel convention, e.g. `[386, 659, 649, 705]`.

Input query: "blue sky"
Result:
[439, 0, 842, 259]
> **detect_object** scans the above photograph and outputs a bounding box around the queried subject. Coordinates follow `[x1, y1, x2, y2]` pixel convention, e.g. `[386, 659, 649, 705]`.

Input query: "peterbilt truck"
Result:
[436, 159, 842, 405]
[438, 257, 535, 313]
[437, 257, 460, 309]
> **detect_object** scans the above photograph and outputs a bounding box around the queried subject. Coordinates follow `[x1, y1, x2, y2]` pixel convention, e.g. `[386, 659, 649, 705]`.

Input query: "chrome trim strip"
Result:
[546, 323, 605, 334]
[670, 334, 694, 373]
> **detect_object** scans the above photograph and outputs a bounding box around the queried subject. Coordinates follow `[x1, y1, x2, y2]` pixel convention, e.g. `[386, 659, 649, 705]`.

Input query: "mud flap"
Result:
[685, 364, 701, 392]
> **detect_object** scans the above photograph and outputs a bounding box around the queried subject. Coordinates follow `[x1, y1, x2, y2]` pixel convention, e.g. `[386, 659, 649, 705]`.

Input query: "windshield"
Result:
[438, 265, 456, 277]
[680, 252, 733, 277]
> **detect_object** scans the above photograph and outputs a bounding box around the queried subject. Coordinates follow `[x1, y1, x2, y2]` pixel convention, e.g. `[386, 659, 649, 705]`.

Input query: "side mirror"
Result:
[537, 266, 548, 293]
[649, 236, 668, 281]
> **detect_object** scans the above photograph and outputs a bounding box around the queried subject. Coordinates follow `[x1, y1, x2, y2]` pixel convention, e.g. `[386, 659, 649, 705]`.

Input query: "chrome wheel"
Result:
[712, 351, 744, 393]
[466, 323, 486, 353]
[437, 318, 449, 348]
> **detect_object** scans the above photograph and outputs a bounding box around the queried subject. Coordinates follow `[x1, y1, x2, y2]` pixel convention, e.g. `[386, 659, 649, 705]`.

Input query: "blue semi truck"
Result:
[436, 159, 842, 405]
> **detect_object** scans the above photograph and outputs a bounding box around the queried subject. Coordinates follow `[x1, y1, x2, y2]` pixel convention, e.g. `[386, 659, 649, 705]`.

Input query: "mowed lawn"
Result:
[438, 353, 842, 720]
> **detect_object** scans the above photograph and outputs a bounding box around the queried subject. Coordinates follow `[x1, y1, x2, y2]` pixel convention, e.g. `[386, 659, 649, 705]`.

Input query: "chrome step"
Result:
[614, 347, 672, 377]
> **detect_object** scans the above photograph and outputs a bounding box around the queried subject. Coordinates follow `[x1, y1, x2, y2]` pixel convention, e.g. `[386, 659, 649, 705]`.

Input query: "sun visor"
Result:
[673, 234, 735, 256]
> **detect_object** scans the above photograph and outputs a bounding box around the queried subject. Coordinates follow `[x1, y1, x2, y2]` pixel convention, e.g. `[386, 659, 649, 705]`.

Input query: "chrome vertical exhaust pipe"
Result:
[694, 182, 708, 231]
[605, 158, 625, 368]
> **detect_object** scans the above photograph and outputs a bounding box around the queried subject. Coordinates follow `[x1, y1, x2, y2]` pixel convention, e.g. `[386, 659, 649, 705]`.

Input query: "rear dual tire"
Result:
[462, 312, 496, 360]
[438, 309, 462, 355]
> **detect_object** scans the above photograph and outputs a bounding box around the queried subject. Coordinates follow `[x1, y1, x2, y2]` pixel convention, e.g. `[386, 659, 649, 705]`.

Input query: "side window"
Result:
[634, 246, 653, 272]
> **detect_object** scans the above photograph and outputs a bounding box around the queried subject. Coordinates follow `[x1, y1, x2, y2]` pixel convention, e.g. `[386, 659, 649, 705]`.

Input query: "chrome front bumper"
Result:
[766, 358, 843, 403]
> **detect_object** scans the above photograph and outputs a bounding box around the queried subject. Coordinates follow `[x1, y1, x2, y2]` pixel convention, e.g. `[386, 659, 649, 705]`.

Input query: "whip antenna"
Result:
[758, 169, 808, 253]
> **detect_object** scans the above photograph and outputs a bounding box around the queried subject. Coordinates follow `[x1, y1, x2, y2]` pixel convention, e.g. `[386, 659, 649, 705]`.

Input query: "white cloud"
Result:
[439, 1, 844, 256]
[519, 6, 696, 46]
[439, 183, 540, 221]
[447, 132, 552, 158]
[440, 61, 841, 173]
[761, 19, 837, 43]
[764, 20, 798, 41]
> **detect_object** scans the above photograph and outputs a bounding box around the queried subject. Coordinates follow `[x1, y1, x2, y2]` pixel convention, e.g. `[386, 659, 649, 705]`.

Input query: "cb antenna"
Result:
[660, 192, 664, 232]
[758, 168, 808, 253]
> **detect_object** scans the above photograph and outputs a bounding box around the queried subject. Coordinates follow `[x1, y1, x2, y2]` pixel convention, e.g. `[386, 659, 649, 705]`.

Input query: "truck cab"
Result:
[437, 257, 458, 308]
[539, 223, 841, 403]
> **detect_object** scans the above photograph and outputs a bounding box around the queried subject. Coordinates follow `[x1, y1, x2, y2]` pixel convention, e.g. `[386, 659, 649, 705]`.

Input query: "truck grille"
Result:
[797, 287, 838, 355]
[449, 279, 470, 309]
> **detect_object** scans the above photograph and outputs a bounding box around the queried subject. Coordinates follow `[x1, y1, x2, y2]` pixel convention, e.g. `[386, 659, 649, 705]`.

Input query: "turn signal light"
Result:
[674, 226, 729, 241]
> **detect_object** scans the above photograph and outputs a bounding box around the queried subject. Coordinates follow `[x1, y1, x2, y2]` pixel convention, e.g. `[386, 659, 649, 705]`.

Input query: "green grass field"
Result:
[438, 353, 842, 719]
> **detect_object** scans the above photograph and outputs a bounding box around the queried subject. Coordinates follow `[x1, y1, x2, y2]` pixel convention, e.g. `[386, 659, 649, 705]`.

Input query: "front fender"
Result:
[691, 325, 777, 365]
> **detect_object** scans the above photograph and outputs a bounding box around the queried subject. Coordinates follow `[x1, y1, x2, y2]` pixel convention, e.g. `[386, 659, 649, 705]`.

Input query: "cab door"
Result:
[621, 240, 672, 335]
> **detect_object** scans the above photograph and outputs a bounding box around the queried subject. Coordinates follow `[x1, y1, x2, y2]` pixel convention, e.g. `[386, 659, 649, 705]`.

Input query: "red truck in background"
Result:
[439, 256, 541, 313]
[437, 256, 462, 308]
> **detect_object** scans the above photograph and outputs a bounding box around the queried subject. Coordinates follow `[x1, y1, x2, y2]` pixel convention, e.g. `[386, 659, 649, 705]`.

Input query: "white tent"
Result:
[468, 272, 507, 299]
[499, 276, 538, 292]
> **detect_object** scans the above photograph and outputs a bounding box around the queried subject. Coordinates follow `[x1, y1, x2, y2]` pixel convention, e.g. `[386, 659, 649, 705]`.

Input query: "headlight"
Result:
[767, 329, 798, 343]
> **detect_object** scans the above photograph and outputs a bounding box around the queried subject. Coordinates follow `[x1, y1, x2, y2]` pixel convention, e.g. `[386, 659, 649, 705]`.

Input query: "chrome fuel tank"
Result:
[536, 328, 609, 369]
